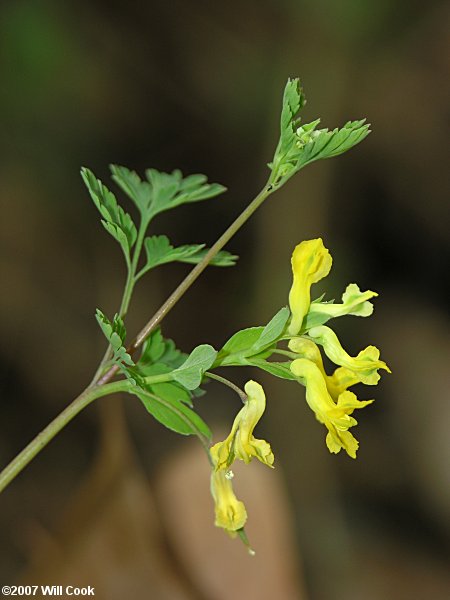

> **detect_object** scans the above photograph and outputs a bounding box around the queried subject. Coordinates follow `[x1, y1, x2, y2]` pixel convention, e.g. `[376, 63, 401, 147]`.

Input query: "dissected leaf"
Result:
[296, 120, 370, 170]
[139, 329, 166, 364]
[139, 235, 237, 277]
[269, 79, 370, 186]
[280, 78, 306, 150]
[95, 309, 134, 366]
[157, 338, 187, 369]
[138, 329, 186, 375]
[173, 247, 237, 267]
[269, 78, 306, 180]
[110, 164, 153, 215]
[81, 168, 137, 260]
[145, 169, 226, 218]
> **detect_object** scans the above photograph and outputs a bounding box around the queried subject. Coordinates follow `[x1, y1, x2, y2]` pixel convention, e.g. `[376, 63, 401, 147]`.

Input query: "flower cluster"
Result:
[209, 380, 274, 537]
[288, 238, 390, 458]
[209, 238, 389, 541]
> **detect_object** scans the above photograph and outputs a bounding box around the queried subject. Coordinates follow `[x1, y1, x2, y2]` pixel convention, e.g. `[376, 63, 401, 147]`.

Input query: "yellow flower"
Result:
[308, 283, 377, 320]
[290, 358, 373, 458]
[210, 468, 247, 535]
[288, 336, 360, 399]
[307, 325, 391, 385]
[326, 366, 361, 399]
[210, 380, 274, 470]
[288, 336, 323, 365]
[288, 239, 332, 335]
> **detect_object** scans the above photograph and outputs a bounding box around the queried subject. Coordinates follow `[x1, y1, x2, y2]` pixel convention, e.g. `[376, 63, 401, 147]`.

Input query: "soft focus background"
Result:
[1, 1, 449, 598]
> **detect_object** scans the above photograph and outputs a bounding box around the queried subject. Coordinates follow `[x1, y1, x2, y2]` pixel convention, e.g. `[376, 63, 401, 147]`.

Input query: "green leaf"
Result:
[145, 168, 226, 218]
[110, 164, 153, 215]
[248, 358, 297, 381]
[277, 78, 306, 164]
[157, 338, 187, 369]
[132, 388, 211, 438]
[218, 327, 265, 361]
[269, 78, 306, 181]
[269, 78, 370, 186]
[119, 365, 146, 387]
[250, 307, 290, 353]
[132, 361, 194, 406]
[138, 329, 186, 375]
[139, 235, 237, 277]
[179, 248, 237, 267]
[138, 362, 173, 376]
[296, 120, 370, 170]
[95, 309, 134, 366]
[216, 309, 289, 366]
[81, 167, 137, 260]
[172, 344, 217, 390]
[301, 310, 333, 331]
[150, 382, 193, 407]
[139, 329, 166, 364]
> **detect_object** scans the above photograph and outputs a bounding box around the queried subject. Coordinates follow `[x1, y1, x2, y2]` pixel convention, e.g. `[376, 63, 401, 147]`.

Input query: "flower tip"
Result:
[244, 379, 264, 397]
[237, 527, 255, 555]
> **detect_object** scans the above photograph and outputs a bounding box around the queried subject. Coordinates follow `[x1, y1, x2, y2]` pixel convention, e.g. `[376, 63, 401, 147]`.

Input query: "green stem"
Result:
[133, 184, 273, 348]
[120, 215, 149, 317]
[206, 372, 247, 403]
[91, 216, 150, 384]
[272, 349, 297, 359]
[97, 181, 275, 386]
[0, 380, 129, 494]
[142, 373, 174, 385]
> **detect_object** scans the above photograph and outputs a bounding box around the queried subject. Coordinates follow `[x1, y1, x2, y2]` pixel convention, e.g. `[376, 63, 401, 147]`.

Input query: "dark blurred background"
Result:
[1, 1, 449, 598]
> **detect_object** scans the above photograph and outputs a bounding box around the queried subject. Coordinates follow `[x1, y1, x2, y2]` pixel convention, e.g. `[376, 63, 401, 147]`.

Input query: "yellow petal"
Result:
[290, 358, 372, 458]
[336, 390, 374, 413]
[326, 366, 361, 399]
[326, 429, 359, 458]
[288, 336, 324, 366]
[289, 337, 361, 400]
[290, 358, 337, 417]
[210, 468, 247, 534]
[211, 380, 274, 470]
[210, 437, 234, 471]
[288, 239, 332, 335]
[308, 325, 390, 385]
[309, 283, 377, 319]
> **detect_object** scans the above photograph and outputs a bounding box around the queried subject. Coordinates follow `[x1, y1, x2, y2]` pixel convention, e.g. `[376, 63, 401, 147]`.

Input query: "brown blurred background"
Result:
[1, 1, 449, 598]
